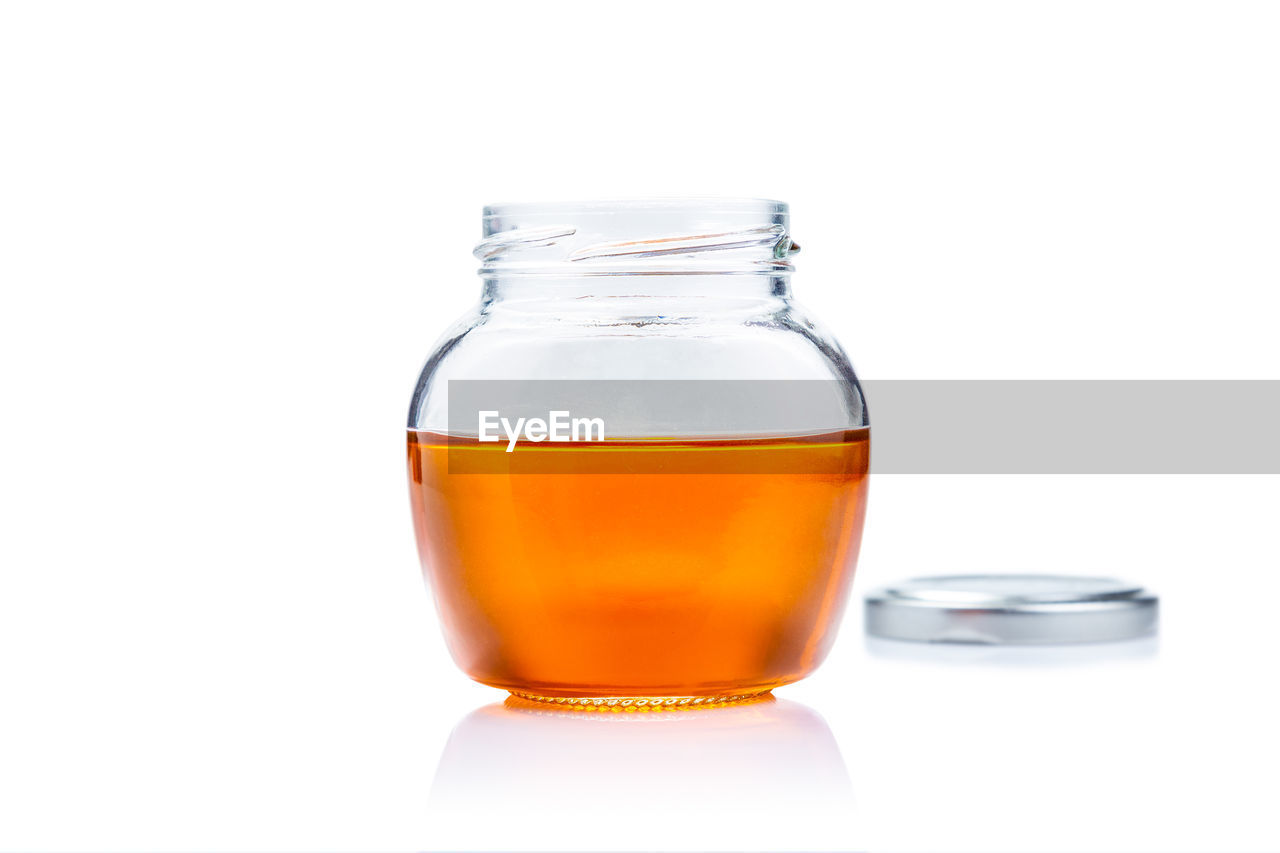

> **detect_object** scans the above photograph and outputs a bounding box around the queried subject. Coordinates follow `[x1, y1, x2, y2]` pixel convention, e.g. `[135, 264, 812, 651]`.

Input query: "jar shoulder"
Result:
[407, 299, 864, 430]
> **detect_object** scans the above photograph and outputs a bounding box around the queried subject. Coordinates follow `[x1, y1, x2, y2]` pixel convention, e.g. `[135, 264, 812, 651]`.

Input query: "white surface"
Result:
[1, 2, 1278, 851]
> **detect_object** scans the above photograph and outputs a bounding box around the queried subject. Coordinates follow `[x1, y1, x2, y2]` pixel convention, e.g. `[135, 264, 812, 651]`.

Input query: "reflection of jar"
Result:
[427, 697, 853, 851]
[407, 200, 870, 704]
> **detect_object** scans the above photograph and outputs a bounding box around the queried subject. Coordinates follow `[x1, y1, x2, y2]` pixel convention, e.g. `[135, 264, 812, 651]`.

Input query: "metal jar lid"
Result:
[864, 574, 1159, 644]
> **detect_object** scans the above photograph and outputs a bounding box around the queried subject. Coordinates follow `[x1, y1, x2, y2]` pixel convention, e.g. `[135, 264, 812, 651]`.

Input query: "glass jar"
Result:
[407, 199, 870, 707]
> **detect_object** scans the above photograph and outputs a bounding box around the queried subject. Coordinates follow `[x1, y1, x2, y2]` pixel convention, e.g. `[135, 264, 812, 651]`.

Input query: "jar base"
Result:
[507, 689, 773, 712]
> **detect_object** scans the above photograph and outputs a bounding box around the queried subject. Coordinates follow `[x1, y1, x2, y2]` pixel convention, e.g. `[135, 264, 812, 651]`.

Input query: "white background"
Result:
[1, 2, 1278, 851]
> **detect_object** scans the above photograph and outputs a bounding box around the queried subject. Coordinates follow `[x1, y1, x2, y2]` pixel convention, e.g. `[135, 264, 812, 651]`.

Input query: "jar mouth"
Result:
[477, 198, 795, 273]
[482, 198, 788, 221]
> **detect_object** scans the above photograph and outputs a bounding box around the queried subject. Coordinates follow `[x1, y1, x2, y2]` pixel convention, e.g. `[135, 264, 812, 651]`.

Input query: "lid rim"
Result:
[864, 574, 1159, 645]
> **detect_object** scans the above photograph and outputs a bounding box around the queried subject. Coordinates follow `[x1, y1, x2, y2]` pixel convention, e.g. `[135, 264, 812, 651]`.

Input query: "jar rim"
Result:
[482, 198, 788, 220]
[477, 198, 795, 273]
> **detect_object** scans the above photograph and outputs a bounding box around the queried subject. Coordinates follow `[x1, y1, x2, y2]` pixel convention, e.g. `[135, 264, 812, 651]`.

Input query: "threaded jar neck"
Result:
[475, 198, 798, 277]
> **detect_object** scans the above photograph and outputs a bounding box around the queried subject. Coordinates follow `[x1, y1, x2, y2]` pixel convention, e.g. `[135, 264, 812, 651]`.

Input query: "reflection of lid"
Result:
[864, 574, 1158, 644]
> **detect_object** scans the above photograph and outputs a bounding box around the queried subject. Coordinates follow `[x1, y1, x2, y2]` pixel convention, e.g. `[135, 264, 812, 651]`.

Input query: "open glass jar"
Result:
[407, 199, 869, 707]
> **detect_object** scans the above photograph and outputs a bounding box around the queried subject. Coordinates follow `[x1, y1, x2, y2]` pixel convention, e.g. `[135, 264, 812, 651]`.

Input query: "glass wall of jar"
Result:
[407, 199, 869, 706]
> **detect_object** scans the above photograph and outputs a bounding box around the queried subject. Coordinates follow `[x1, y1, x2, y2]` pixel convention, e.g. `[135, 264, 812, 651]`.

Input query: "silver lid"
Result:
[864, 574, 1158, 644]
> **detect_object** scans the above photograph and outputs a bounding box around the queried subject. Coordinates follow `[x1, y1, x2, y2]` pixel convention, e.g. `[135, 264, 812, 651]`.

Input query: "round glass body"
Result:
[407, 200, 869, 704]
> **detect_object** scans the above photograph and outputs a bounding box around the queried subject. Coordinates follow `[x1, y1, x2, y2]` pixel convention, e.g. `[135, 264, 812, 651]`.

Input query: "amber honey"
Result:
[407, 429, 870, 700]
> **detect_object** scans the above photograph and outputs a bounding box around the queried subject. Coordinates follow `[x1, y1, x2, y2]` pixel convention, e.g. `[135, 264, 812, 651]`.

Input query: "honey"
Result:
[407, 428, 870, 700]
